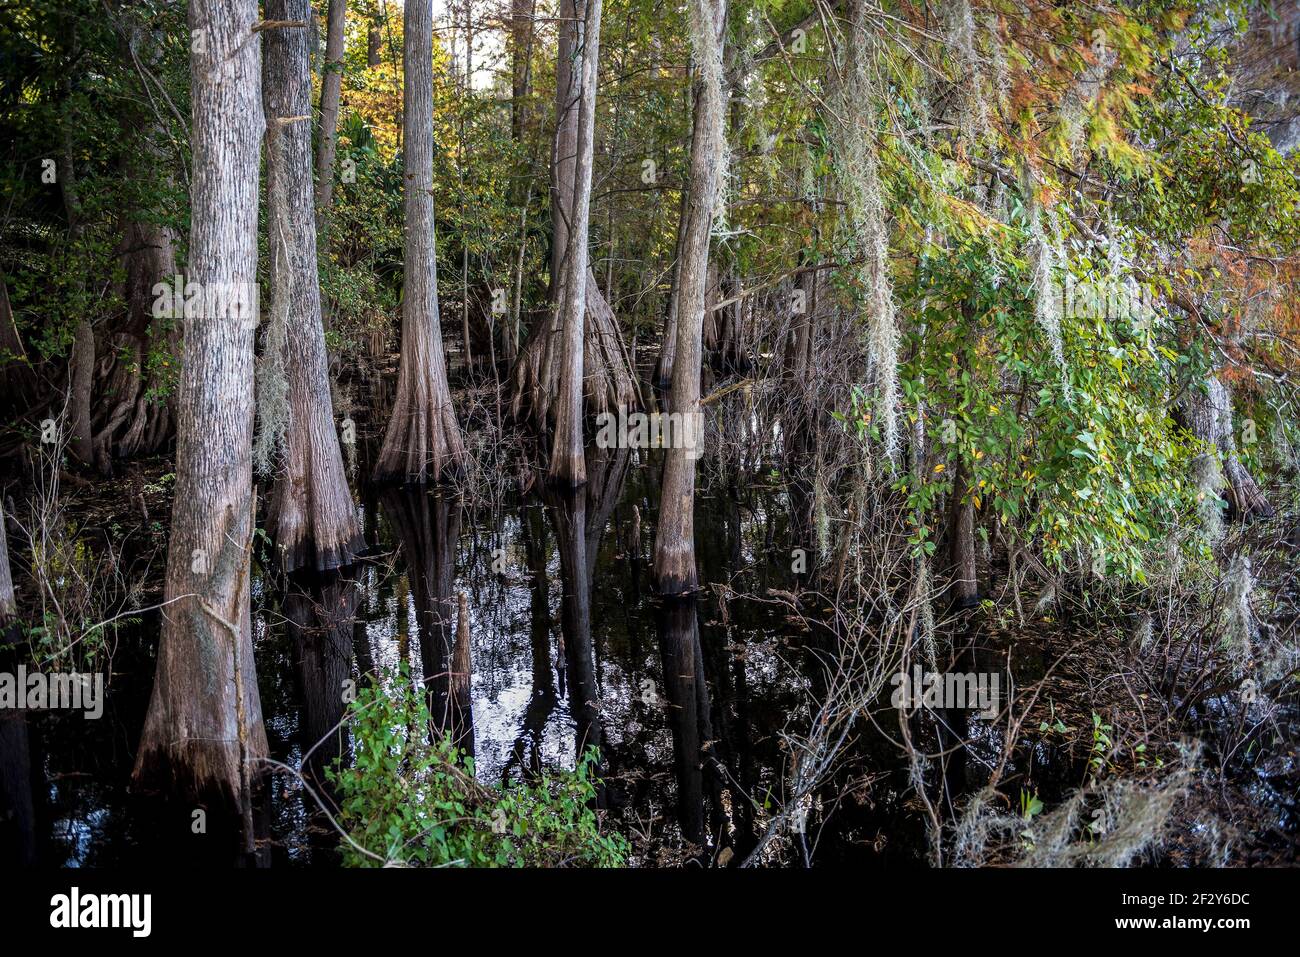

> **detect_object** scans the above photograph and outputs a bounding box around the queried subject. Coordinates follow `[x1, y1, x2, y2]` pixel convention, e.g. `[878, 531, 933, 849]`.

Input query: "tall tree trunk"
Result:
[314, 0, 346, 224]
[505, 0, 535, 371]
[653, 181, 691, 390]
[946, 456, 980, 608]
[550, 0, 579, 300]
[0, 276, 39, 421]
[653, 0, 728, 594]
[1184, 372, 1274, 520]
[459, 0, 475, 373]
[785, 261, 815, 379]
[510, 0, 536, 142]
[549, 0, 604, 487]
[132, 0, 268, 808]
[373, 0, 467, 485]
[67, 319, 96, 466]
[0, 508, 15, 631]
[264, 0, 364, 572]
[947, 307, 980, 609]
[57, 94, 95, 468]
[367, 16, 381, 68]
[509, 0, 635, 432]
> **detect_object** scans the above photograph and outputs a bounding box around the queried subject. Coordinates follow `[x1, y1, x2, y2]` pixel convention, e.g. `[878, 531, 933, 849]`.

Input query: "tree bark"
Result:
[946, 456, 980, 608]
[132, 0, 268, 808]
[0, 507, 15, 629]
[0, 276, 39, 422]
[373, 0, 467, 485]
[785, 261, 816, 379]
[367, 17, 381, 68]
[92, 219, 178, 471]
[653, 181, 691, 390]
[549, 0, 604, 487]
[1183, 372, 1274, 520]
[509, 0, 536, 142]
[314, 0, 346, 224]
[947, 306, 981, 609]
[509, 0, 635, 432]
[264, 0, 364, 572]
[67, 319, 96, 466]
[57, 105, 95, 468]
[653, 0, 728, 594]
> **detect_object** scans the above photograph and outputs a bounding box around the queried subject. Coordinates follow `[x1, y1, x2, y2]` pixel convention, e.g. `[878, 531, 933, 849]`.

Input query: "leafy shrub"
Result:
[330, 666, 628, 868]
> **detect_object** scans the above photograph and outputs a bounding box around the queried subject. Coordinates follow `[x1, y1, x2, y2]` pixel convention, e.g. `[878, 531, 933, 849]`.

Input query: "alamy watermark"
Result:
[1056, 274, 1155, 325]
[0, 666, 104, 719]
[50, 887, 150, 937]
[595, 408, 704, 459]
[151, 274, 259, 326]
[890, 665, 1000, 718]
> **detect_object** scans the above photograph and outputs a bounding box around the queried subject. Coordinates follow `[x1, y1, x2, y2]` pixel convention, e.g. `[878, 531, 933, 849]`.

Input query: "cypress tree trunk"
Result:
[314, 0, 346, 223]
[57, 110, 95, 468]
[67, 319, 96, 466]
[785, 263, 815, 379]
[373, 0, 467, 485]
[510, 0, 536, 142]
[653, 0, 727, 594]
[947, 306, 980, 609]
[92, 218, 178, 470]
[550, 0, 580, 299]
[946, 456, 980, 608]
[264, 0, 364, 572]
[133, 0, 267, 807]
[0, 509, 15, 631]
[509, 0, 635, 433]
[1184, 372, 1274, 520]
[548, 0, 604, 487]
[653, 182, 691, 390]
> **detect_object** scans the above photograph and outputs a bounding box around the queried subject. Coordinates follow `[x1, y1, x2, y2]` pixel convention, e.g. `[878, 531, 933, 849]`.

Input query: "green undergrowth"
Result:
[330, 665, 628, 867]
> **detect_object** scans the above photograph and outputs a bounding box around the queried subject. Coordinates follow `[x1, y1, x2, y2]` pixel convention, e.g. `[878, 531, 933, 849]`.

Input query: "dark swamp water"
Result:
[1, 437, 1296, 867]
[2, 445, 866, 867]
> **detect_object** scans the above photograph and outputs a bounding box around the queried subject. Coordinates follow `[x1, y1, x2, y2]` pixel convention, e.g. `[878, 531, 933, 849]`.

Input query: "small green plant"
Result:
[1088, 712, 1114, 775]
[142, 473, 176, 496]
[1038, 700, 1070, 737]
[329, 666, 628, 868]
[1018, 788, 1043, 850]
[1019, 788, 1044, 821]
